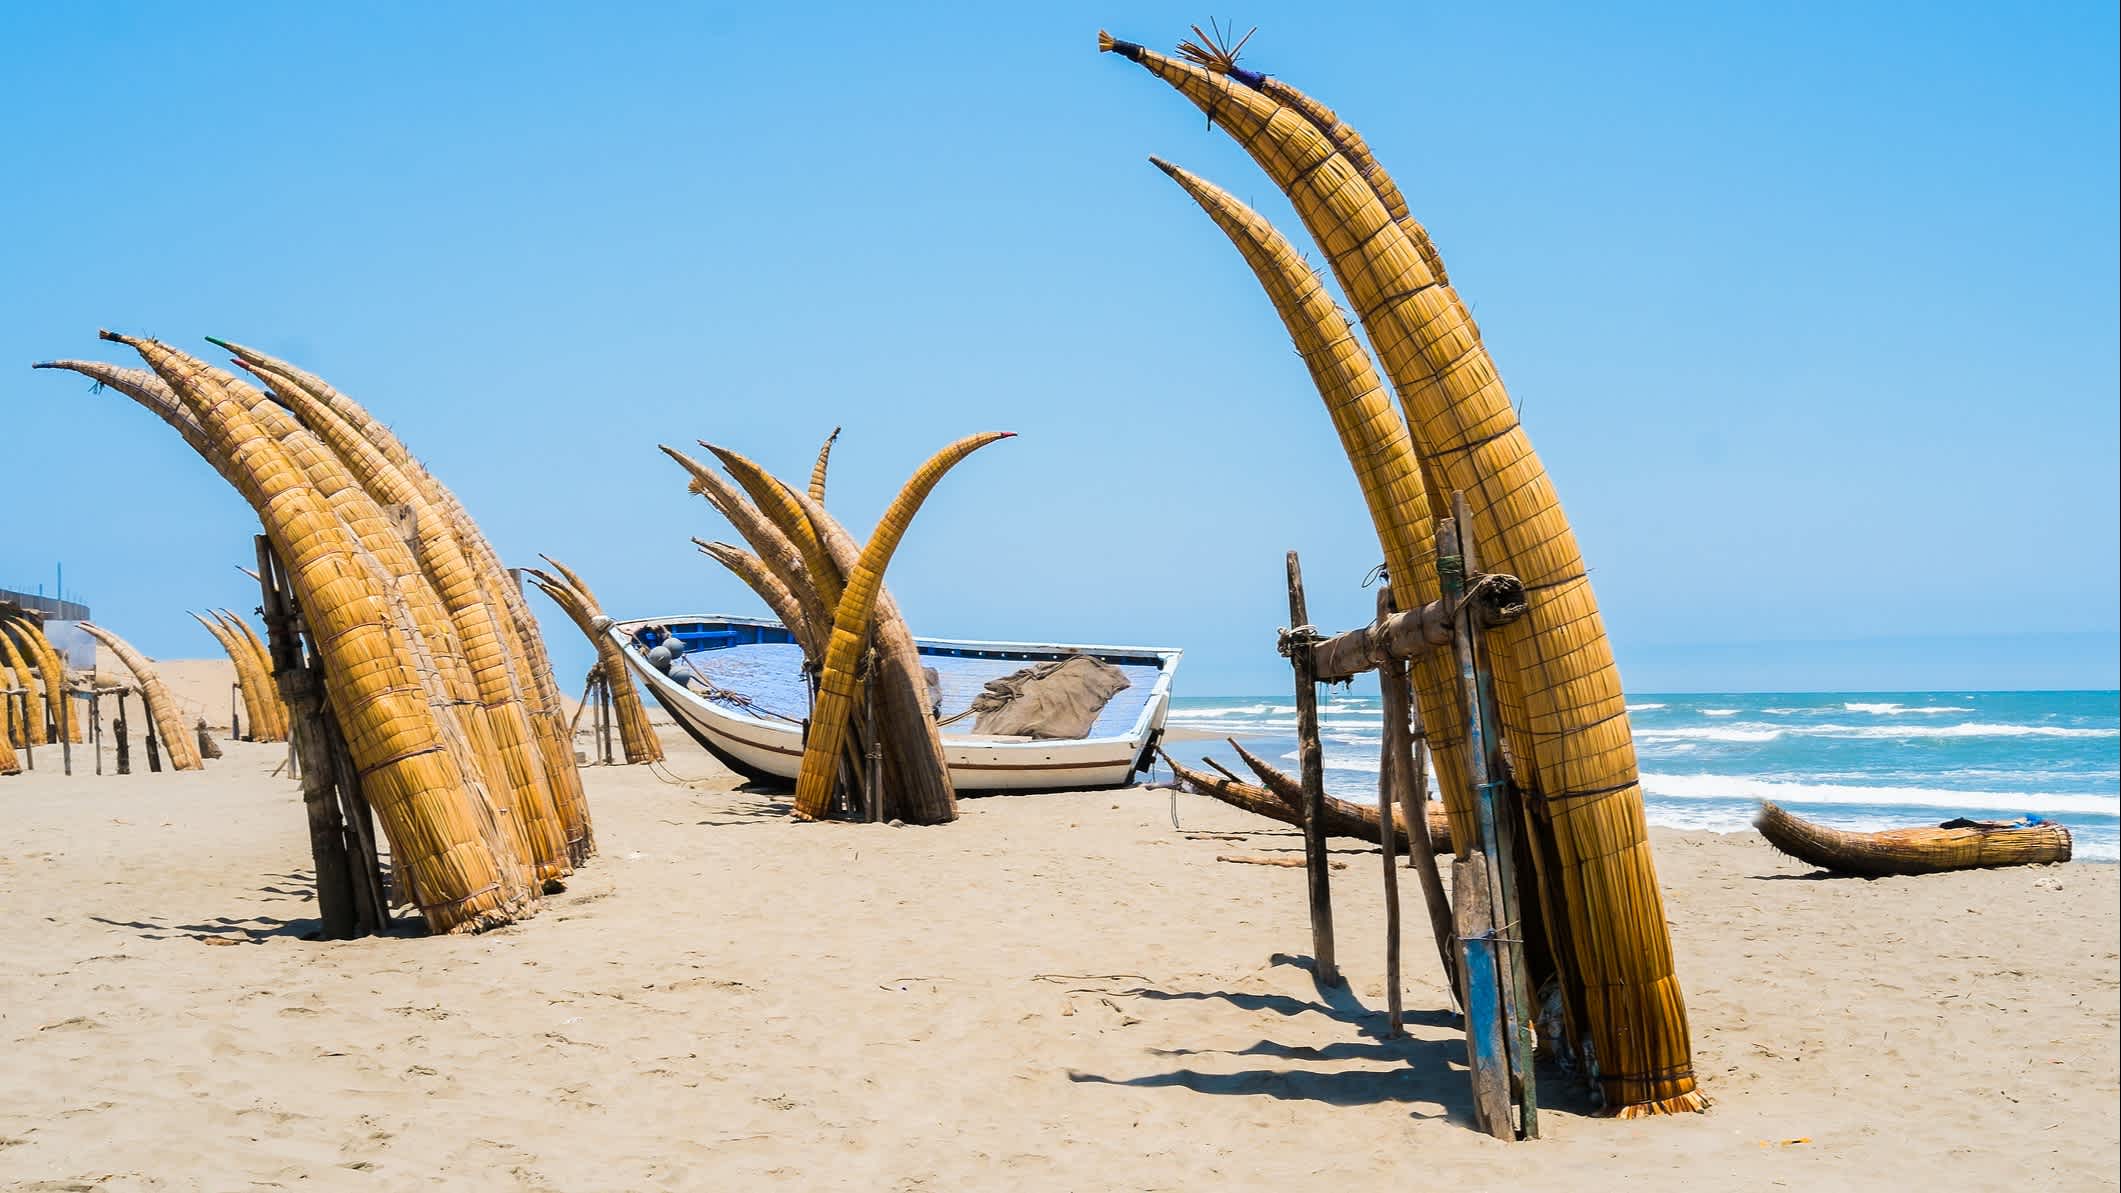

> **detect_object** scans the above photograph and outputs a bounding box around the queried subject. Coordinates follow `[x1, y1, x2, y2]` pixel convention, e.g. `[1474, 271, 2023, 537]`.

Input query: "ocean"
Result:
[1162, 690, 2121, 862]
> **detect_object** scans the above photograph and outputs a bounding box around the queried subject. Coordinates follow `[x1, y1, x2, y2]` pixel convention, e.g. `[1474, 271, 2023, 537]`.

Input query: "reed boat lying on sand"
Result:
[1754, 800, 2073, 878]
[611, 614, 1181, 793]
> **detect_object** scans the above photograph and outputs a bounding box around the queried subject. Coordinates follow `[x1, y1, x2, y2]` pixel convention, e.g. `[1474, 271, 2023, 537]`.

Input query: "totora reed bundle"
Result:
[1103, 29, 1701, 1116]
[3, 611, 82, 744]
[79, 621, 203, 771]
[662, 432, 1009, 824]
[524, 558, 664, 766]
[36, 331, 592, 932]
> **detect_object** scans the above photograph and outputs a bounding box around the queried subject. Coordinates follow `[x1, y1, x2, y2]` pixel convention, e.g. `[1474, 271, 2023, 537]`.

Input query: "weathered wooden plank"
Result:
[1284, 551, 1338, 987]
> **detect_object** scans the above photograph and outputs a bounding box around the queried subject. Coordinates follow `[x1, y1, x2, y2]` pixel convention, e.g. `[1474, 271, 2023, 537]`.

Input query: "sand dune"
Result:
[1, 715, 2114, 1190]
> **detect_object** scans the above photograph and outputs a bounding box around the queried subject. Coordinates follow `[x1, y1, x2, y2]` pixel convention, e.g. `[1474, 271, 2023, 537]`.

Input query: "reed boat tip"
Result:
[1098, 29, 1144, 60]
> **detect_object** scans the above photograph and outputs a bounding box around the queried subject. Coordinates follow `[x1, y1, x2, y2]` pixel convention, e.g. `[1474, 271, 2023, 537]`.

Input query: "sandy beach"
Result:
[2, 665, 2114, 1192]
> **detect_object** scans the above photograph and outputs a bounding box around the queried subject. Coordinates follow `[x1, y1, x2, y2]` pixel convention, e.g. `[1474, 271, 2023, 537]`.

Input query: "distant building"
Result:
[1, 587, 94, 670]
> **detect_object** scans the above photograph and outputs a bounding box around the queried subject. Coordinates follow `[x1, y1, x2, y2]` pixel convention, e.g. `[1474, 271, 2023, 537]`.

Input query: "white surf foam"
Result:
[1637, 724, 1785, 743]
[1703, 709, 1739, 717]
[1844, 702, 1966, 715]
[1626, 702, 1667, 711]
[1638, 772, 2120, 818]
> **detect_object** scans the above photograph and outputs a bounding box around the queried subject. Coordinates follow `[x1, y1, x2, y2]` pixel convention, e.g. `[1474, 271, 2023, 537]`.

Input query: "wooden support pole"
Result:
[1376, 694, 1404, 1036]
[1281, 550, 1339, 987]
[1453, 851, 1514, 1133]
[14, 692, 32, 770]
[143, 707, 161, 773]
[323, 706, 390, 934]
[1452, 492, 1540, 1138]
[1308, 577, 1528, 683]
[1380, 653, 1459, 1002]
[90, 689, 103, 775]
[231, 682, 242, 742]
[256, 535, 359, 941]
[864, 672, 884, 823]
[114, 690, 131, 775]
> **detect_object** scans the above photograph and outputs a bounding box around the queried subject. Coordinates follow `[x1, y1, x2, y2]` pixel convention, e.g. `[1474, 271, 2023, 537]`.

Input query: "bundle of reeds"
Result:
[523, 559, 664, 766]
[2, 612, 81, 744]
[664, 432, 1008, 824]
[1755, 802, 2073, 877]
[215, 337, 594, 867]
[190, 610, 284, 742]
[0, 617, 49, 747]
[1102, 29, 1701, 1116]
[215, 610, 290, 740]
[79, 621, 203, 771]
[36, 331, 590, 932]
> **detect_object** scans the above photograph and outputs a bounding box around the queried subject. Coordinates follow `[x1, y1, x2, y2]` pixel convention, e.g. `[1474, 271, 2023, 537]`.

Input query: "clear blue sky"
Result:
[4, 2, 2115, 694]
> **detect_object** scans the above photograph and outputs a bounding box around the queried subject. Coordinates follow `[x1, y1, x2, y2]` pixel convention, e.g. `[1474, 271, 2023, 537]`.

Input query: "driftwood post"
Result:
[1370, 587, 1405, 1034]
[142, 705, 162, 773]
[1379, 645, 1458, 1001]
[256, 535, 360, 940]
[89, 689, 103, 775]
[1280, 551, 1339, 987]
[114, 690, 131, 775]
[230, 682, 242, 742]
[60, 693, 73, 775]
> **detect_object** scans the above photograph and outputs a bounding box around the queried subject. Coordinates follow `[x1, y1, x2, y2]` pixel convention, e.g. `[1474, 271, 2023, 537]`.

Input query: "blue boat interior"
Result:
[629, 620, 1167, 739]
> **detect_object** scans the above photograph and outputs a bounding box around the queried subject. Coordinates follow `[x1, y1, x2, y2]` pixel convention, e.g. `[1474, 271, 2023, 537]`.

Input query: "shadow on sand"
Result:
[1062, 952, 1596, 1128]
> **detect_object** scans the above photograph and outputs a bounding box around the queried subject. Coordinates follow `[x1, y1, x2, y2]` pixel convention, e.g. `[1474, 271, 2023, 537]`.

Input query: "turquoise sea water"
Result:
[1163, 690, 2121, 862]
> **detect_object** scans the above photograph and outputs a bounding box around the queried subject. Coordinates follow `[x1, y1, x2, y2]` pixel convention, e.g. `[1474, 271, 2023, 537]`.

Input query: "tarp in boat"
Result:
[968, 655, 1131, 740]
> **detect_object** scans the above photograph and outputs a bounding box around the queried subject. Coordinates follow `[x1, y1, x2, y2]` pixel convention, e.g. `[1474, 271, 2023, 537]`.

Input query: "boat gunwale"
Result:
[608, 612, 1182, 751]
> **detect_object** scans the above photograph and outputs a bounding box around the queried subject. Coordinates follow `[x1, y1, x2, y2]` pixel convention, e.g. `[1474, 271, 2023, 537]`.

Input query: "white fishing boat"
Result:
[608, 614, 1181, 793]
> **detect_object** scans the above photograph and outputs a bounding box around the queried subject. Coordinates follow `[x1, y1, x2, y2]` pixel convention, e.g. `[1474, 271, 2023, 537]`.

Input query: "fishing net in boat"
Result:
[967, 655, 1131, 740]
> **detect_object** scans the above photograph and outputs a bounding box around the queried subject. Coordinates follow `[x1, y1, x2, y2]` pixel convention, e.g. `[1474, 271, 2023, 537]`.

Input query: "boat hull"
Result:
[609, 615, 1180, 794]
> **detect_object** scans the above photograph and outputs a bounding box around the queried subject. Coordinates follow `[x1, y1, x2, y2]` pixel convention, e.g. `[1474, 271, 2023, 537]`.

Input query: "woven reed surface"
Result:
[220, 365, 562, 892]
[1152, 159, 1474, 845]
[33, 360, 226, 480]
[5, 614, 82, 743]
[788, 487, 957, 823]
[1107, 39, 1698, 1114]
[222, 337, 593, 867]
[1756, 802, 2073, 877]
[191, 612, 273, 742]
[0, 620, 50, 746]
[664, 446, 833, 645]
[696, 541, 817, 657]
[218, 612, 291, 740]
[79, 622, 203, 770]
[808, 428, 840, 503]
[704, 444, 847, 611]
[540, 558, 663, 763]
[255, 366, 573, 879]
[113, 334, 528, 932]
[1, 644, 23, 756]
[525, 566, 662, 765]
[792, 432, 1011, 819]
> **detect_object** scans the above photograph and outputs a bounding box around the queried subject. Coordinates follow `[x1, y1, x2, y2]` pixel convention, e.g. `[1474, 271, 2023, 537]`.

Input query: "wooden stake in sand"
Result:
[256, 535, 389, 939]
[1279, 550, 1339, 987]
[114, 690, 131, 775]
[1371, 585, 1405, 1037]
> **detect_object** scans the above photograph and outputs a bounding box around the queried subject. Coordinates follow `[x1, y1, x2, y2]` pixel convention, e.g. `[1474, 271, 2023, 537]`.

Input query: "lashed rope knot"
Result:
[1276, 624, 1321, 659]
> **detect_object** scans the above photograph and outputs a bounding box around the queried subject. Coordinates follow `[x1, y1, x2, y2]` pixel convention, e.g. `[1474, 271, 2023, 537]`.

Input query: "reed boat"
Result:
[1754, 800, 2073, 878]
[609, 614, 1181, 793]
